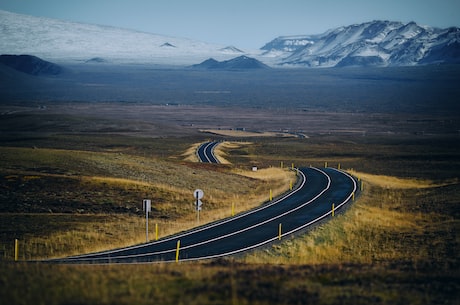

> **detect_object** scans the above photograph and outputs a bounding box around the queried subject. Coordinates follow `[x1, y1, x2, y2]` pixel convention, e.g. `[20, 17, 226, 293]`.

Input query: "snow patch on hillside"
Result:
[0, 10, 249, 65]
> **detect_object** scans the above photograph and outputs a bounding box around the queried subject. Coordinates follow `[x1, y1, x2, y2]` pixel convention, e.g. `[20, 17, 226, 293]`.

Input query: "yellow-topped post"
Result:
[175, 240, 180, 262]
[14, 239, 18, 261]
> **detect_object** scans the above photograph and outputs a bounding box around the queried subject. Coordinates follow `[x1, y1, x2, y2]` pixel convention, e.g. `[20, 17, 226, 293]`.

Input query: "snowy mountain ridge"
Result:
[262, 20, 460, 67]
[0, 10, 244, 64]
[1, 10, 458, 67]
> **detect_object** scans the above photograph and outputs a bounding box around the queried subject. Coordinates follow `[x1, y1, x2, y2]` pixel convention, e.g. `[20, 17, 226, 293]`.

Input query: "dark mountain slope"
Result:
[192, 56, 269, 70]
[0, 54, 62, 75]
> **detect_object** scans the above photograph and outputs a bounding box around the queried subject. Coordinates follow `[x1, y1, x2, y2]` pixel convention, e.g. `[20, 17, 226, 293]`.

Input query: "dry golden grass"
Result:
[182, 141, 252, 165]
[213, 142, 230, 164]
[182, 142, 201, 162]
[81, 176, 151, 187]
[1, 143, 298, 260]
[11, 166, 296, 260]
[200, 129, 297, 138]
[213, 141, 253, 165]
[13, 214, 146, 260]
[2, 143, 454, 264]
[243, 172, 457, 265]
[348, 170, 438, 189]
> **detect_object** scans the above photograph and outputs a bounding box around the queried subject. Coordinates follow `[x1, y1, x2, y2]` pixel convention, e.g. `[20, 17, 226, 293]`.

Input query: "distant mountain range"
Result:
[0, 10, 459, 68]
[262, 20, 460, 67]
[191, 56, 268, 70]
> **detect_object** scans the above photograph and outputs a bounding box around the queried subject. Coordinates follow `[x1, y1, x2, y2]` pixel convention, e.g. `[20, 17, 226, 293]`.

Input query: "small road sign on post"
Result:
[194, 189, 204, 223]
[143, 199, 151, 242]
[194, 189, 204, 200]
[196, 199, 203, 211]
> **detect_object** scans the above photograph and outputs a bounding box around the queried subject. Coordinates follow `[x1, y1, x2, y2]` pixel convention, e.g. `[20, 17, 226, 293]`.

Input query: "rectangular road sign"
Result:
[143, 199, 151, 212]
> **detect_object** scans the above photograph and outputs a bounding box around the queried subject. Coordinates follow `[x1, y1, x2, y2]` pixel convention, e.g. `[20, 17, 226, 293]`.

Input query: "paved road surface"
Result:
[197, 141, 220, 163]
[49, 167, 357, 264]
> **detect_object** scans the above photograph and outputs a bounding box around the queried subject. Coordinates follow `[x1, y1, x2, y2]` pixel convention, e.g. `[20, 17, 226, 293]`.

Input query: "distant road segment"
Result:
[197, 141, 220, 163]
[48, 167, 357, 264]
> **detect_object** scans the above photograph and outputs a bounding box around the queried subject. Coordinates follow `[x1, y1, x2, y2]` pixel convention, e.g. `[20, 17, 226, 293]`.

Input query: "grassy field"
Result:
[244, 172, 459, 265]
[0, 103, 459, 304]
[0, 143, 295, 260]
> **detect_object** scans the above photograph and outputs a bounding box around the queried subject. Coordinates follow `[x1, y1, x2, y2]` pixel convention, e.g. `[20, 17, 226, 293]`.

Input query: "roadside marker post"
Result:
[332, 203, 335, 217]
[14, 239, 18, 261]
[325, 161, 328, 168]
[338, 163, 341, 170]
[143, 199, 151, 242]
[155, 223, 159, 241]
[278, 223, 282, 240]
[270, 189, 273, 201]
[290, 180, 293, 191]
[175, 240, 180, 262]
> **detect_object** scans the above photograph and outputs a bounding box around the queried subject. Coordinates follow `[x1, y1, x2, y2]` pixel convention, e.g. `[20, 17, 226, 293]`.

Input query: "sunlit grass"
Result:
[201, 129, 297, 138]
[0, 144, 296, 260]
[182, 142, 201, 162]
[348, 170, 443, 189]
[1, 133, 459, 305]
[243, 173, 459, 266]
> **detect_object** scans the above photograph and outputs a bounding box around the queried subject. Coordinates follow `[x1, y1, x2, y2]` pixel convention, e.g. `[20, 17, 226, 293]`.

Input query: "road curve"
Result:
[47, 167, 357, 264]
[197, 141, 220, 163]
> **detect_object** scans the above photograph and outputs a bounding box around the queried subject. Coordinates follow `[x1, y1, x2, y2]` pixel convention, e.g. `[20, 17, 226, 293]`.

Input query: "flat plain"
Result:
[0, 64, 459, 304]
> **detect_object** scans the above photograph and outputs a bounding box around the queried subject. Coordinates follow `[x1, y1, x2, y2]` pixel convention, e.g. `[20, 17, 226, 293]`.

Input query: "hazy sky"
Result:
[1, 0, 459, 49]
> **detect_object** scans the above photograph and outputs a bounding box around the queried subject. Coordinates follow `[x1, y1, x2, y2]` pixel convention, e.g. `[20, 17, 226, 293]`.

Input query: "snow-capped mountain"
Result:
[0, 10, 246, 65]
[1, 9, 458, 68]
[262, 20, 460, 67]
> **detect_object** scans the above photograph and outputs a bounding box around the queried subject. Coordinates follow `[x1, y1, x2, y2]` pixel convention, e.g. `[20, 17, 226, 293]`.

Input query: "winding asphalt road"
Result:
[49, 166, 357, 264]
[197, 141, 220, 163]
